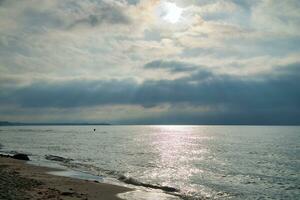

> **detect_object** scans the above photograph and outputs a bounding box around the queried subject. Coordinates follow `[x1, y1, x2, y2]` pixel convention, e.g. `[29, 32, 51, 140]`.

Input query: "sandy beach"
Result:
[0, 156, 132, 200]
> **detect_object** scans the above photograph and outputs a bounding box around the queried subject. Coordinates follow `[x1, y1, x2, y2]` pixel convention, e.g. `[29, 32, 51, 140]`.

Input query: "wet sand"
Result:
[0, 157, 132, 200]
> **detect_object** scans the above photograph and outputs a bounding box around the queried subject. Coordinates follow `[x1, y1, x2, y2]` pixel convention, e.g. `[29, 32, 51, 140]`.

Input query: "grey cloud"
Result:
[126, 0, 140, 5]
[69, 13, 129, 28]
[2, 79, 138, 108]
[1, 63, 299, 124]
[181, 34, 300, 59]
[192, 0, 257, 9]
[144, 60, 199, 73]
[1, 0, 131, 32]
[22, 8, 64, 31]
[231, 0, 258, 10]
[67, 2, 131, 29]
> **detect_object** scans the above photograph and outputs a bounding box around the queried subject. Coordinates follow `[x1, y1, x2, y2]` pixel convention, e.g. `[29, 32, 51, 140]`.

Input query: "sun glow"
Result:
[161, 2, 183, 23]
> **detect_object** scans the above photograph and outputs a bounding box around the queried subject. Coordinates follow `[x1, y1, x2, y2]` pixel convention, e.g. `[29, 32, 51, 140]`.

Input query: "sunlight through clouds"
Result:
[160, 1, 183, 23]
[0, 0, 299, 124]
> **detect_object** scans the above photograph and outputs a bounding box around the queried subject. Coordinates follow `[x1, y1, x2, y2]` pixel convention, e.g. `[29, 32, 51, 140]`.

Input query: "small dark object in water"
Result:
[93, 129, 96, 131]
[12, 153, 30, 161]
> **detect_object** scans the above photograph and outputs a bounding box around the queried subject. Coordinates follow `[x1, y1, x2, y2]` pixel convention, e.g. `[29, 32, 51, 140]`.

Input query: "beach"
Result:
[0, 156, 131, 200]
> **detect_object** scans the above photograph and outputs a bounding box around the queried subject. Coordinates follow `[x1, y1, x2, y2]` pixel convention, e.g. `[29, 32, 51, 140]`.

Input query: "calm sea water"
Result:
[0, 125, 299, 199]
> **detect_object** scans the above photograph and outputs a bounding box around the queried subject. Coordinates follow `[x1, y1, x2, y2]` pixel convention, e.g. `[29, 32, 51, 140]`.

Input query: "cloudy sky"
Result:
[0, 0, 299, 124]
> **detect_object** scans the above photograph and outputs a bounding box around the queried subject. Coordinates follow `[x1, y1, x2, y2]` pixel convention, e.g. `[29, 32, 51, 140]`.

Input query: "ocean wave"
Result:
[16, 129, 53, 133]
[68, 161, 180, 193]
[118, 175, 179, 193]
[43, 154, 180, 194]
[42, 154, 210, 200]
[45, 155, 74, 163]
[1, 150, 20, 155]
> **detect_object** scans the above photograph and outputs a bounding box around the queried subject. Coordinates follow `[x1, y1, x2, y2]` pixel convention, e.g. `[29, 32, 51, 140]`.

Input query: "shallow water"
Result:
[0, 125, 299, 199]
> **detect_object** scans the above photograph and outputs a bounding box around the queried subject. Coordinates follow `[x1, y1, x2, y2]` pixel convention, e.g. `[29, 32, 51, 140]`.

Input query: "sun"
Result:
[161, 2, 183, 24]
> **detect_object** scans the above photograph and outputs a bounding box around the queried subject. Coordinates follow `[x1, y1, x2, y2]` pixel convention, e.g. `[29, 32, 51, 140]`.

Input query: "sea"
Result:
[0, 125, 299, 200]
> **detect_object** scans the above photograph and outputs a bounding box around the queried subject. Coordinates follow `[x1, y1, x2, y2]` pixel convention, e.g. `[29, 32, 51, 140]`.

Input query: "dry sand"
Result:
[0, 157, 132, 200]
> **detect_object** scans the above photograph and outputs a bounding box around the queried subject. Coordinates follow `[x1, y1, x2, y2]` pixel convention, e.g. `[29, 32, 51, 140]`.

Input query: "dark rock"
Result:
[12, 154, 30, 161]
[0, 154, 11, 158]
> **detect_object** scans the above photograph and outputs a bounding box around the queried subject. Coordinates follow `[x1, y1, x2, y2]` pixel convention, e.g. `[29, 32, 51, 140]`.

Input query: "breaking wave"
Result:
[43, 154, 184, 198]
[45, 155, 74, 163]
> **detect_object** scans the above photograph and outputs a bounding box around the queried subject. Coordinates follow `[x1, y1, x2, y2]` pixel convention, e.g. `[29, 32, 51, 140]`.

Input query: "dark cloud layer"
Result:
[1, 63, 299, 124]
[144, 60, 198, 73]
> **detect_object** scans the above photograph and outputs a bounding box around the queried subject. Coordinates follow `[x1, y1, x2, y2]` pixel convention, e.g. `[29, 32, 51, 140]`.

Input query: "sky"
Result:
[0, 0, 299, 125]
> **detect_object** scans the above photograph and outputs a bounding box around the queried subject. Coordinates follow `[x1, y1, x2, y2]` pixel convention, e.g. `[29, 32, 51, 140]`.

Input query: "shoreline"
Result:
[0, 156, 132, 200]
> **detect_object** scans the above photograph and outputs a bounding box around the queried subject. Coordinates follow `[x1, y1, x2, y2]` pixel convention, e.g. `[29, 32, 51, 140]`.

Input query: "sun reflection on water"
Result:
[142, 125, 212, 196]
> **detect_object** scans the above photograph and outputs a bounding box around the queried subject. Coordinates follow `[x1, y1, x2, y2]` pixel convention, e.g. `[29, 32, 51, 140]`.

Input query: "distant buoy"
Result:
[94, 129, 96, 131]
